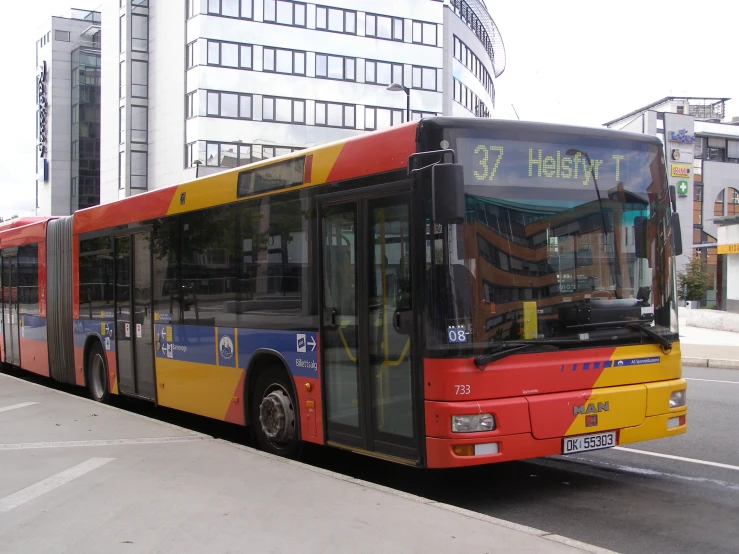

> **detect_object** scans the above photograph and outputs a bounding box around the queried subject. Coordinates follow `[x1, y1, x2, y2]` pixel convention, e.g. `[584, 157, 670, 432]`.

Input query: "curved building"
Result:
[102, 0, 505, 201]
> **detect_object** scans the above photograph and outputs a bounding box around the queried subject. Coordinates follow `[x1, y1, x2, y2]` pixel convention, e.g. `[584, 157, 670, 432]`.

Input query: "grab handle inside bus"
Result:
[432, 163, 466, 225]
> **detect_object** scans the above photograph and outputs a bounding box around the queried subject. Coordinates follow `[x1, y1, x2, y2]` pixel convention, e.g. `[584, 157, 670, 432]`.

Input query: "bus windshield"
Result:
[425, 127, 679, 354]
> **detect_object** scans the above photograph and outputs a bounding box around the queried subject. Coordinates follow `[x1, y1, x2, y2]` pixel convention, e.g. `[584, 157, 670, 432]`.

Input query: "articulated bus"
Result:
[0, 118, 687, 467]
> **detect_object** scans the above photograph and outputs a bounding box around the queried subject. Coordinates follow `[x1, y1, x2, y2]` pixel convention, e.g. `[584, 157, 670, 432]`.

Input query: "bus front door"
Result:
[2, 253, 21, 366]
[114, 232, 156, 400]
[318, 187, 418, 463]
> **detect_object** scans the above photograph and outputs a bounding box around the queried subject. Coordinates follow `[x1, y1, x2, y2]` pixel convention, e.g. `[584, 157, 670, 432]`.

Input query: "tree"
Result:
[677, 253, 709, 301]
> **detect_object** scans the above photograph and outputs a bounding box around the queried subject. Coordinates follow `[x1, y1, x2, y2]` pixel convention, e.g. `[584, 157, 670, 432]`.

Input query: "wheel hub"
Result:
[258, 387, 295, 444]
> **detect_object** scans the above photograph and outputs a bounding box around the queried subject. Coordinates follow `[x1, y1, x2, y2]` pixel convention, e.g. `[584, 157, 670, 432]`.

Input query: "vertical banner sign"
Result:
[37, 60, 49, 181]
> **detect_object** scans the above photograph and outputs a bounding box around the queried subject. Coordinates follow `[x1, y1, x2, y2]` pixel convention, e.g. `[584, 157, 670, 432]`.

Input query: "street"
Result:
[3, 364, 738, 553]
[303, 365, 739, 554]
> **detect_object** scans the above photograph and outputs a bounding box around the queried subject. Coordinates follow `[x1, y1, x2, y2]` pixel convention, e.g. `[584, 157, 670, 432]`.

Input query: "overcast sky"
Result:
[1, 0, 736, 220]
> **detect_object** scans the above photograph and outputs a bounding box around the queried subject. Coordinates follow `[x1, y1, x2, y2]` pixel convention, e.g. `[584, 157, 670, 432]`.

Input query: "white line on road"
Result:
[0, 436, 209, 451]
[0, 457, 114, 513]
[685, 377, 739, 385]
[0, 402, 39, 413]
[614, 447, 739, 472]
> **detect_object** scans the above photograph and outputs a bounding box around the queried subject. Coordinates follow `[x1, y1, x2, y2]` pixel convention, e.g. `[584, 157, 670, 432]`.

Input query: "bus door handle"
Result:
[324, 308, 338, 329]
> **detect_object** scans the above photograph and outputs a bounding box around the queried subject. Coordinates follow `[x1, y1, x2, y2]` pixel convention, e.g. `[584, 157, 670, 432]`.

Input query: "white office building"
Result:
[102, 0, 505, 202]
[35, 10, 101, 216]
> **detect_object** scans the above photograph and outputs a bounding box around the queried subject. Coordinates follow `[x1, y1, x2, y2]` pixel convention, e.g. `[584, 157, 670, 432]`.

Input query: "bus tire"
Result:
[250, 365, 302, 459]
[87, 342, 110, 403]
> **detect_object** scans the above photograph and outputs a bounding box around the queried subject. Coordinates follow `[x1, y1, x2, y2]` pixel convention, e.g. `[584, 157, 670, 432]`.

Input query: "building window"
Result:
[316, 5, 356, 34]
[412, 20, 437, 46]
[186, 91, 196, 118]
[119, 61, 126, 98]
[412, 65, 438, 91]
[453, 35, 494, 100]
[131, 105, 147, 143]
[364, 106, 403, 130]
[131, 14, 148, 52]
[206, 40, 253, 69]
[187, 0, 198, 18]
[263, 47, 306, 75]
[727, 140, 739, 163]
[315, 102, 355, 128]
[707, 137, 726, 162]
[55, 30, 70, 42]
[263, 97, 305, 123]
[131, 60, 148, 98]
[453, 78, 490, 118]
[365, 13, 403, 41]
[365, 60, 403, 86]
[208, 0, 253, 19]
[189, 140, 301, 168]
[315, 54, 355, 81]
[130, 151, 147, 189]
[205, 90, 253, 119]
[263, 0, 306, 27]
[187, 41, 198, 68]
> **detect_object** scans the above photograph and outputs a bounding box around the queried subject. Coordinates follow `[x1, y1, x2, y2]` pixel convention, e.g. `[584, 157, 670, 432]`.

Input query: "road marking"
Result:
[0, 402, 39, 413]
[614, 447, 739, 472]
[685, 377, 739, 385]
[0, 436, 208, 451]
[0, 457, 114, 513]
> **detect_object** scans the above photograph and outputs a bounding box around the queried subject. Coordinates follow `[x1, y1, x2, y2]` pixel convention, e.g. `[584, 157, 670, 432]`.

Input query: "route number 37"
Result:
[455, 384, 471, 395]
[473, 145, 504, 181]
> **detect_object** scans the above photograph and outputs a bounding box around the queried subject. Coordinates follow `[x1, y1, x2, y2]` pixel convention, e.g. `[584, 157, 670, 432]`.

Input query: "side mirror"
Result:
[633, 216, 648, 259]
[432, 163, 465, 225]
[669, 185, 677, 212]
[671, 213, 683, 256]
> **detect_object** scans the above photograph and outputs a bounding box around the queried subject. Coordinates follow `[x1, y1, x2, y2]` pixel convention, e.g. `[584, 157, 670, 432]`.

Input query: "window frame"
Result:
[365, 13, 404, 41]
[364, 106, 404, 130]
[207, 0, 254, 20]
[314, 52, 356, 81]
[262, 96, 306, 124]
[204, 90, 254, 120]
[315, 101, 356, 129]
[412, 20, 437, 46]
[315, 5, 357, 35]
[365, 59, 404, 86]
[206, 39, 254, 70]
[263, 0, 307, 27]
[262, 46, 307, 75]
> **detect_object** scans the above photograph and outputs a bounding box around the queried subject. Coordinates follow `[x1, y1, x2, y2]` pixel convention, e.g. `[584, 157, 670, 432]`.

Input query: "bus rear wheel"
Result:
[250, 365, 302, 459]
[87, 342, 110, 403]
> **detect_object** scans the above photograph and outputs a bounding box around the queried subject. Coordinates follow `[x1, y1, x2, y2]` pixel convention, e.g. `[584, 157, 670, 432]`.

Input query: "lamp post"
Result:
[387, 82, 410, 122]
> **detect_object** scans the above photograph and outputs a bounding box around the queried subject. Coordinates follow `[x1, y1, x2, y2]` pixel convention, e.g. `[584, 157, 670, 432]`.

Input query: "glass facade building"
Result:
[101, 0, 506, 202]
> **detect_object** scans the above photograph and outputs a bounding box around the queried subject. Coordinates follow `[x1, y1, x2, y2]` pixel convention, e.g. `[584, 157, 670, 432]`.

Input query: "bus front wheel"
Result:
[250, 365, 302, 459]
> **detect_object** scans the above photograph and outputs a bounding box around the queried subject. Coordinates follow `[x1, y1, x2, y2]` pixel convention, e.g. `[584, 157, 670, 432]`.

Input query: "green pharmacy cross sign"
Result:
[677, 180, 689, 196]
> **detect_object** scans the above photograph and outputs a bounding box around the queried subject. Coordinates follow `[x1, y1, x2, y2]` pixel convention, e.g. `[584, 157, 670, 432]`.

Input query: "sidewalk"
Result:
[0, 372, 611, 554]
[679, 323, 739, 369]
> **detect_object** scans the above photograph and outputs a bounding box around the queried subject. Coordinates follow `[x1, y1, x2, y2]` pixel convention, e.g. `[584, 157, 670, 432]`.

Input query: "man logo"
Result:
[573, 401, 609, 416]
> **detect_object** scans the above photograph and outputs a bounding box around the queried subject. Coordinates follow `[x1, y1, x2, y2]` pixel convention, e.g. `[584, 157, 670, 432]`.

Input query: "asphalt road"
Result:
[4, 364, 738, 554]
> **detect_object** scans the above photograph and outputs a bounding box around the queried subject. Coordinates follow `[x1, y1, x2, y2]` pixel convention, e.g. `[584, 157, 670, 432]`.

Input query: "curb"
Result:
[682, 357, 739, 370]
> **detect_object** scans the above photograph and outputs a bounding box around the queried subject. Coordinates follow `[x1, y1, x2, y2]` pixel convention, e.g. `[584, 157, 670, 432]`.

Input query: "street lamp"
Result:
[387, 82, 410, 122]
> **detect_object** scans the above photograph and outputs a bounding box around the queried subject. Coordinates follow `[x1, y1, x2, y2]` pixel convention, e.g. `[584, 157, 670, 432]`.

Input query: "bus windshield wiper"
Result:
[474, 341, 562, 369]
[566, 321, 672, 351]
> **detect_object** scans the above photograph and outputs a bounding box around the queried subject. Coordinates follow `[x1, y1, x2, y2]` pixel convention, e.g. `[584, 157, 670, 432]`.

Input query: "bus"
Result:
[0, 117, 687, 468]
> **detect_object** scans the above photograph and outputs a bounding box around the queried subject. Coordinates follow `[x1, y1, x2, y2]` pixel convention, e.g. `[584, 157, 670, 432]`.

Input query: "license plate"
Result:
[563, 431, 617, 454]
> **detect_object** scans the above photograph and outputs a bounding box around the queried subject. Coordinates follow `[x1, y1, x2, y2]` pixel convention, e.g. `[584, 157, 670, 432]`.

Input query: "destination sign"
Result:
[455, 137, 656, 192]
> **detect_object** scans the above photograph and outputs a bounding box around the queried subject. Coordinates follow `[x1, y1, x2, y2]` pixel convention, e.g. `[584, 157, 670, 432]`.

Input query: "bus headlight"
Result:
[669, 390, 686, 408]
[451, 414, 496, 433]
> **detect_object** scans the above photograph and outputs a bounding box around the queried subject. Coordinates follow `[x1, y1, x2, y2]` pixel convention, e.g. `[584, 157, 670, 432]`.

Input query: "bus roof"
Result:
[417, 117, 664, 147]
[0, 218, 50, 248]
[73, 121, 419, 235]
